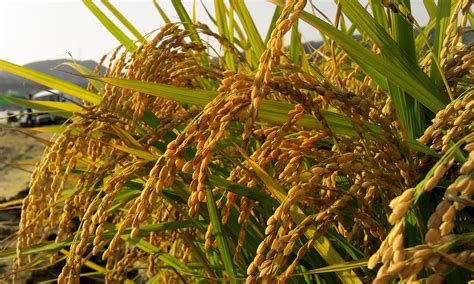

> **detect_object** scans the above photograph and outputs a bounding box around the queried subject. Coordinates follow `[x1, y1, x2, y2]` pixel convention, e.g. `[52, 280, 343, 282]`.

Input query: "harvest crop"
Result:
[0, 0, 472, 283]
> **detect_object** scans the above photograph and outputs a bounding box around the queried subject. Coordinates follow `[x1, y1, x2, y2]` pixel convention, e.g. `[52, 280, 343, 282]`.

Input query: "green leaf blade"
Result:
[0, 60, 101, 105]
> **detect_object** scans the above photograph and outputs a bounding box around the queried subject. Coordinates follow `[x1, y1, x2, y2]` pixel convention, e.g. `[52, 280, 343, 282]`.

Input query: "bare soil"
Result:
[0, 128, 51, 200]
[0, 127, 52, 283]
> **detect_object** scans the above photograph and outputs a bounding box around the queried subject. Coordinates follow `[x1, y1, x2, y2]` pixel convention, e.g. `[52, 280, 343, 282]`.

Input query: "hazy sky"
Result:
[0, 0, 430, 65]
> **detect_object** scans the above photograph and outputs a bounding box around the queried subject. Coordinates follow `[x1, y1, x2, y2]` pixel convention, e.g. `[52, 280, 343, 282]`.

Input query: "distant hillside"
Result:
[0, 59, 105, 95]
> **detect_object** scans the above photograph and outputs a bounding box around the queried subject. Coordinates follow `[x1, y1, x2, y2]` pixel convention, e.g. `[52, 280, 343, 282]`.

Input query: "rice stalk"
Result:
[1, 1, 473, 283]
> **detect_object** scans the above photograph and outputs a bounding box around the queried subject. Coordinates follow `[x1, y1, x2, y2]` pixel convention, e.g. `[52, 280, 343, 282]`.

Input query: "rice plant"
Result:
[0, 0, 473, 283]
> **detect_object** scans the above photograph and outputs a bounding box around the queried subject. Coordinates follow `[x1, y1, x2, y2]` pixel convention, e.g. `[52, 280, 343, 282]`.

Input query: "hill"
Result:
[0, 59, 104, 95]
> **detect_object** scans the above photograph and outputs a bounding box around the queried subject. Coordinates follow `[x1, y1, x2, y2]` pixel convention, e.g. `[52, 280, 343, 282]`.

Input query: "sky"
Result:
[0, 0, 430, 65]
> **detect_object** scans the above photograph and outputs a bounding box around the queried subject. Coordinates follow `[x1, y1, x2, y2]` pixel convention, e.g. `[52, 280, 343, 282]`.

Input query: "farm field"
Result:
[0, 1, 472, 283]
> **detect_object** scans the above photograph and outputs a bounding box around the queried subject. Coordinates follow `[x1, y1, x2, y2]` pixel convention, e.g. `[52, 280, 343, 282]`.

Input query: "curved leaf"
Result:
[95, 76, 438, 156]
[101, 0, 145, 43]
[0, 60, 101, 105]
[1, 95, 80, 118]
[270, 0, 449, 113]
[83, 0, 137, 52]
[57, 62, 105, 93]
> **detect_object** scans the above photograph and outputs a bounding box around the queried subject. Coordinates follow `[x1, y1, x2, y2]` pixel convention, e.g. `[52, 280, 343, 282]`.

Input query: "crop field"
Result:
[0, 0, 473, 283]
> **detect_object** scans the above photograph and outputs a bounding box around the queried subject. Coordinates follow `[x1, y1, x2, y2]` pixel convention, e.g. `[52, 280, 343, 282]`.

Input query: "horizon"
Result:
[0, 1, 430, 66]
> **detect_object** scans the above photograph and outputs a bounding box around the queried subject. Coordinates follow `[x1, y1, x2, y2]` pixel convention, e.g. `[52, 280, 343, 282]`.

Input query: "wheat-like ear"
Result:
[5, 0, 474, 283]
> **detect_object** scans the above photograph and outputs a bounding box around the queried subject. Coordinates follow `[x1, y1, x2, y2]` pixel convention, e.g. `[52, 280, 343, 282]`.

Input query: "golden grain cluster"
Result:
[5, 0, 474, 283]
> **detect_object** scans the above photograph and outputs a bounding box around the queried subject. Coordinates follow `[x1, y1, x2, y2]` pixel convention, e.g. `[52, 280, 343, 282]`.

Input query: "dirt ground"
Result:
[0, 127, 53, 282]
[0, 127, 51, 200]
